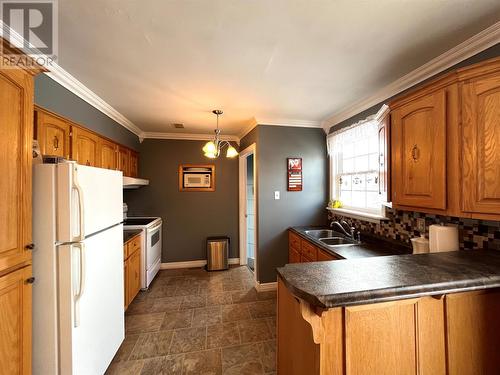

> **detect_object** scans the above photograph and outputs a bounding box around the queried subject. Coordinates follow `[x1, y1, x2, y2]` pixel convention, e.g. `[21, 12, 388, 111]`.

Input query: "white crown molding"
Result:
[142, 131, 240, 144]
[238, 117, 259, 140]
[321, 21, 500, 132]
[1, 21, 143, 137]
[46, 67, 143, 136]
[238, 116, 324, 140]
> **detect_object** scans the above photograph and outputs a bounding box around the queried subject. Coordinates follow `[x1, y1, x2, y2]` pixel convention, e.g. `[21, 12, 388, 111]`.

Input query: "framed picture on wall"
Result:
[287, 157, 302, 191]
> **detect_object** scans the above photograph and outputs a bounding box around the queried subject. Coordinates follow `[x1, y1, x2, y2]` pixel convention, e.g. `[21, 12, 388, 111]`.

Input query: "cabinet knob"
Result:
[26, 277, 35, 284]
[25, 243, 35, 250]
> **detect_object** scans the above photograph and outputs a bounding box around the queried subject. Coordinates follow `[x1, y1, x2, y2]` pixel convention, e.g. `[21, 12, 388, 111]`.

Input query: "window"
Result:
[327, 117, 381, 215]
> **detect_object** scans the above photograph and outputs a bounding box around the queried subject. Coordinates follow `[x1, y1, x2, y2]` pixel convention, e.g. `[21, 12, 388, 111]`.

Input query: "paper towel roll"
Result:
[429, 224, 459, 252]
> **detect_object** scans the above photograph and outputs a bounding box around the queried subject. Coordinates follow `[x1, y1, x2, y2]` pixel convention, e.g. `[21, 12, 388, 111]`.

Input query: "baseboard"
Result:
[160, 258, 240, 270]
[254, 281, 278, 292]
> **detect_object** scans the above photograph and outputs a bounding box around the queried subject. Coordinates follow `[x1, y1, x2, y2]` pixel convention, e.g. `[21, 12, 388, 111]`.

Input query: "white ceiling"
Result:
[57, 0, 500, 136]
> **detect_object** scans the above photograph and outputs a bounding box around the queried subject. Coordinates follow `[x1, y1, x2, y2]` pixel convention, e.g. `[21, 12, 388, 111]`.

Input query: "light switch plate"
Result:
[416, 218, 426, 232]
[274, 191, 280, 200]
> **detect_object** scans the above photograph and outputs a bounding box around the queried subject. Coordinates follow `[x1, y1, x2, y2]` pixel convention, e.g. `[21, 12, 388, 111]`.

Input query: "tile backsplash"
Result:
[329, 208, 500, 251]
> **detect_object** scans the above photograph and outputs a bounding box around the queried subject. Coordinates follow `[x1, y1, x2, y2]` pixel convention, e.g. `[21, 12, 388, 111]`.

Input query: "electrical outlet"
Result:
[416, 218, 426, 232]
[274, 191, 280, 200]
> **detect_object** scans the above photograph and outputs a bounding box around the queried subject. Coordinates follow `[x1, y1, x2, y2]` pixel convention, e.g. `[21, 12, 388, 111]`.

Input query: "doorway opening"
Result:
[239, 144, 257, 279]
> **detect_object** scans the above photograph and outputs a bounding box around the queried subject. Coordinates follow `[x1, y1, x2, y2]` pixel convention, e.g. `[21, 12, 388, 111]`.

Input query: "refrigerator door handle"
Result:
[72, 171, 85, 242]
[73, 242, 86, 328]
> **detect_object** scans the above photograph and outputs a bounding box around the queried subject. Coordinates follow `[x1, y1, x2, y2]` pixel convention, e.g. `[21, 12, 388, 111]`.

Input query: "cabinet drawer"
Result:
[128, 235, 141, 255]
[289, 248, 301, 264]
[300, 240, 317, 261]
[317, 249, 338, 261]
[289, 231, 301, 252]
[300, 254, 314, 263]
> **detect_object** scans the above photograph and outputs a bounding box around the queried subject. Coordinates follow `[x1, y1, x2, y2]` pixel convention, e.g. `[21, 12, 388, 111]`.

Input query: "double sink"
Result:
[304, 229, 359, 248]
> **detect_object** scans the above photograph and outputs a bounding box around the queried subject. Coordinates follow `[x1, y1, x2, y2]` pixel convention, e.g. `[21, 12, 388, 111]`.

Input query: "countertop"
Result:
[277, 250, 500, 308]
[289, 226, 412, 259]
[124, 229, 141, 244]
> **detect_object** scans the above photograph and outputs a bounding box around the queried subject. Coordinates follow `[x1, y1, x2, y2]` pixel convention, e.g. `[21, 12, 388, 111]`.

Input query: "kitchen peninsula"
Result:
[277, 250, 500, 375]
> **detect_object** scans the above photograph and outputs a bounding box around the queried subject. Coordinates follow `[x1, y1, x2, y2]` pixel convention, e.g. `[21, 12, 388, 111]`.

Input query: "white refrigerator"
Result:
[32, 161, 124, 375]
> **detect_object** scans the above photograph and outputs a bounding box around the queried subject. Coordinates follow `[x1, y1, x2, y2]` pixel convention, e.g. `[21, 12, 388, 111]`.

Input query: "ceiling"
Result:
[57, 0, 500, 136]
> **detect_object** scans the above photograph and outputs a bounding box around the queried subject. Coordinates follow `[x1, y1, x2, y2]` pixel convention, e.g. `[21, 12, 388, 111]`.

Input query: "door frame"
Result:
[238, 143, 257, 279]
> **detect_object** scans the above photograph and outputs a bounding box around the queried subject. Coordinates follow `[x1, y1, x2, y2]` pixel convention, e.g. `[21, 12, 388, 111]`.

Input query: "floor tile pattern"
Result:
[106, 266, 276, 375]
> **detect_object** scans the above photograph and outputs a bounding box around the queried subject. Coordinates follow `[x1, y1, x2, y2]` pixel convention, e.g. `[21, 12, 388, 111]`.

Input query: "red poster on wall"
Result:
[287, 158, 302, 191]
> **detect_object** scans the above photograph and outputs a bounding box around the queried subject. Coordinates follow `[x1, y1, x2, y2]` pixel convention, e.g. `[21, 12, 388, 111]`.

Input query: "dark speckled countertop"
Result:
[280, 226, 500, 308]
[124, 229, 141, 244]
[277, 251, 500, 308]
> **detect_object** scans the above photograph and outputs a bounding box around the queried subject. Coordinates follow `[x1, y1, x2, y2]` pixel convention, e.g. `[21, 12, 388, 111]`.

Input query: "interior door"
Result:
[391, 89, 447, 209]
[461, 74, 500, 215]
[36, 109, 71, 159]
[71, 126, 99, 167]
[0, 68, 33, 272]
[58, 225, 124, 375]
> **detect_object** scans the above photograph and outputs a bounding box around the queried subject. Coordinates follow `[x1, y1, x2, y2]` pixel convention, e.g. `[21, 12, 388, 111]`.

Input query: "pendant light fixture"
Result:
[202, 110, 239, 159]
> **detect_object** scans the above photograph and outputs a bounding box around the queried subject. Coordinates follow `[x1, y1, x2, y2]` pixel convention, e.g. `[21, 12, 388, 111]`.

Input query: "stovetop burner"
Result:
[123, 217, 158, 226]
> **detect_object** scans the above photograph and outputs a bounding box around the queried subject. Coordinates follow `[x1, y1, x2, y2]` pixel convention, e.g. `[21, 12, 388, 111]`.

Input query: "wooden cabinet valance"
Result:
[34, 106, 139, 177]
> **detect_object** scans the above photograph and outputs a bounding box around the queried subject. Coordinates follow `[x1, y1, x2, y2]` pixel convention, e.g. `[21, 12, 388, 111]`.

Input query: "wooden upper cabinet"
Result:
[71, 126, 99, 167]
[129, 150, 139, 177]
[117, 146, 130, 176]
[461, 72, 500, 216]
[391, 89, 447, 210]
[0, 265, 33, 375]
[0, 68, 33, 273]
[378, 111, 391, 203]
[98, 137, 117, 170]
[35, 109, 71, 159]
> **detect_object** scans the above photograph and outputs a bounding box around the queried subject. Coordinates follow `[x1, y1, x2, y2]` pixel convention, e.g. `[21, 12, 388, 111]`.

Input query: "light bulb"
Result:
[202, 141, 216, 153]
[226, 146, 238, 158]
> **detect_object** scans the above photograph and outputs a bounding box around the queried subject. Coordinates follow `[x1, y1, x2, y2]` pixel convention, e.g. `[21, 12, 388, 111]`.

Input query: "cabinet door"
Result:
[35, 110, 71, 159]
[391, 89, 447, 209]
[0, 266, 32, 375]
[0, 68, 33, 273]
[98, 137, 117, 170]
[127, 250, 141, 304]
[129, 151, 139, 177]
[378, 112, 391, 203]
[461, 74, 500, 215]
[117, 146, 130, 176]
[317, 249, 337, 261]
[71, 126, 99, 167]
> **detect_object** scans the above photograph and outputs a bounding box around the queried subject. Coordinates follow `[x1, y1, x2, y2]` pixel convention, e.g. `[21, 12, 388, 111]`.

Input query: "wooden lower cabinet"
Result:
[289, 231, 338, 264]
[124, 234, 142, 310]
[0, 266, 32, 375]
[277, 279, 500, 375]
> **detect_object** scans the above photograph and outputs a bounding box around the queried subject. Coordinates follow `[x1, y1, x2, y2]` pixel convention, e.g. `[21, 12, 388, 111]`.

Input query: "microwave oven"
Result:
[184, 173, 211, 188]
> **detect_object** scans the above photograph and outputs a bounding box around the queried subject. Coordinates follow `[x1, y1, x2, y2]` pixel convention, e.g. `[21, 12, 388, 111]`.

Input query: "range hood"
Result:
[123, 176, 149, 189]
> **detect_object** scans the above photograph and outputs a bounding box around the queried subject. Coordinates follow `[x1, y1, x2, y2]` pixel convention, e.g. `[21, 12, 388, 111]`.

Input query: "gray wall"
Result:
[124, 139, 239, 262]
[329, 43, 500, 133]
[34, 74, 140, 149]
[242, 125, 328, 283]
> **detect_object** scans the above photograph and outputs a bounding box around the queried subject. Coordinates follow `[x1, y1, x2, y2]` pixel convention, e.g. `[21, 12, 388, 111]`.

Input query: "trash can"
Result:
[206, 236, 229, 271]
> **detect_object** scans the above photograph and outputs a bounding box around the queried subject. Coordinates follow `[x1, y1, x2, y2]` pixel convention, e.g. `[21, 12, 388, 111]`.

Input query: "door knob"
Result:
[26, 277, 35, 284]
[25, 243, 35, 250]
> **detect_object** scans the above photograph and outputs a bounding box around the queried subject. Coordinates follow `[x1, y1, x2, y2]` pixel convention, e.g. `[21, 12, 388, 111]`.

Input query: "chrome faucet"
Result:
[330, 220, 361, 242]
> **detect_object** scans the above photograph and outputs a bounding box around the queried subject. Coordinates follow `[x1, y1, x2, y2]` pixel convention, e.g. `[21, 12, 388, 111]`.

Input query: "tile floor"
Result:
[106, 266, 277, 375]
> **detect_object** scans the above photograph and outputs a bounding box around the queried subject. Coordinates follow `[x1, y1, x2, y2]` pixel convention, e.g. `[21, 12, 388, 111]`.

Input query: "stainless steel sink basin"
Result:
[319, 237, 357, 247]
[304, 229, 335, 239]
